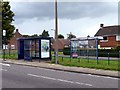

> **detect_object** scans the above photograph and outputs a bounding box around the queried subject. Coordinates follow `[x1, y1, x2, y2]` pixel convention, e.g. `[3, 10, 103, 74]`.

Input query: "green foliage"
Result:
[63, 47, 119, 57]
[2, 1, 15, 43]
[41, 30, 49, 37]
[98, 49, 119, 57]
[58, 34, 64, 39]
[22, 35, 30, 37]
[67, 33, 76, 39]
[51, 56, 119, 71]
[63, 47, 70, 55]
[31, 34, 38, 37]
[68, 32, 76, 39]
[115, 46, 120, 51]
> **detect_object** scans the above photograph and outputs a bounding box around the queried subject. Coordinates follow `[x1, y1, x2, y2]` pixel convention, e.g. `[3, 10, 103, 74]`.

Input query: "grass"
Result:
[51, 51, 63, 55]
[0, 50, 119, 71]
[0, 53, 18, 60]
[51, 56, 120, 71]
[0, 50, 18, 60]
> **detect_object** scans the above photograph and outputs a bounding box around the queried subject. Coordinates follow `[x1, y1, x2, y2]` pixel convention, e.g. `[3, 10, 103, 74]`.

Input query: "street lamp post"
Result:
[51, 29, 56, 61]
[55, 0, 58, 64]
[3, 30, 6, 61]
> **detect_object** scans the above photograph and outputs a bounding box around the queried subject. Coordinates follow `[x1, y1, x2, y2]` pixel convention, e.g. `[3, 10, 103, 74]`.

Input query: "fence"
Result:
[1, 49, 119, 65]
[52, 50, 120, 65]
[0, 49, 119, 70]
[0, 49, 18, 60]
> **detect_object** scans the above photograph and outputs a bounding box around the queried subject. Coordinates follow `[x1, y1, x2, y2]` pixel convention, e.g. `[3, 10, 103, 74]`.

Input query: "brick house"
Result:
[95, 24, 120, 49]
[9, 29, 23, 50]
[51, 38, 70, 50]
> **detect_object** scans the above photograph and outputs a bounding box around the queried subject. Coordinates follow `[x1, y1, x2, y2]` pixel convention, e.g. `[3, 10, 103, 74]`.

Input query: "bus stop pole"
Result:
[96, 38, 98, 64]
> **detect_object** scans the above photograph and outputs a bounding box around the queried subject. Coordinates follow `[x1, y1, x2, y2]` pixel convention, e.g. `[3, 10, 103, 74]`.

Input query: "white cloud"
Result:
[7, 0, 120, 2]
[9, 0, 118, 38]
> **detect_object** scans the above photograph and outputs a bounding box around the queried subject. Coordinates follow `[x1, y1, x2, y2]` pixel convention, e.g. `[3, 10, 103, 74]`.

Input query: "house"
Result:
[95, 24, 120, 49]
[51, 38, 70, 51]
[9, 29, 23, 50]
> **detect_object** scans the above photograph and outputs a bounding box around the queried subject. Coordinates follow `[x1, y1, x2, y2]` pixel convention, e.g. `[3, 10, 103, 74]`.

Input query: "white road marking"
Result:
[0, 69, 7, 71]
[27, 73, 93, 87]
[87, 74, 118, 80]
[28, 74, 56, 81]
[57, 79, 74, 84]
[103, 76, 118, 80]
[38, 68, 118, 80]
[0, 63, 10, 67]
[75, 82, 93, 87]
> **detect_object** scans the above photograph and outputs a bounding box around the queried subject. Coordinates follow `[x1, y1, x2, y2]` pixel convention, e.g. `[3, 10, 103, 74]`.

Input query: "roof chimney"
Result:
[16, 29, 18, 32]
[100, 24, 104, 28]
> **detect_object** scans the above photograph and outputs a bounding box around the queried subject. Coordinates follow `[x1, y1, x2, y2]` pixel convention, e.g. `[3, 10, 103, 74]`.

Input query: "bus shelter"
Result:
[17, 37, 51, 61]
[70, 37, 102, 60]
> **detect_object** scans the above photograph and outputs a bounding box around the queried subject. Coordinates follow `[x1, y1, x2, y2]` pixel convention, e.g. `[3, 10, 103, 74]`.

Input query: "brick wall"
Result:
[100, 35, 120, 48]
[9, 29, 23, 50]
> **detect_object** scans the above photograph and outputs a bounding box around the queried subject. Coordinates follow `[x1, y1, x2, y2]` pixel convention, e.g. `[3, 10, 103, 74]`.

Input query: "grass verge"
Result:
[0, 52, 119, 71]
[51, 56, 120, 71]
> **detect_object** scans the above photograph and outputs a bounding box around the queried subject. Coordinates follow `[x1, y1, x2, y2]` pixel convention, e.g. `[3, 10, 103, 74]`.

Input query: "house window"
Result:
[100, 36, 108, 42]
[116, 35, 120, 41]
[103, 36, 108, 40]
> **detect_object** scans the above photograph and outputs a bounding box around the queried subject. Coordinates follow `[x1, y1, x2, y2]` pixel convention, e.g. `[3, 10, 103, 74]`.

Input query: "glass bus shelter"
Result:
[17, 37, 51, 61]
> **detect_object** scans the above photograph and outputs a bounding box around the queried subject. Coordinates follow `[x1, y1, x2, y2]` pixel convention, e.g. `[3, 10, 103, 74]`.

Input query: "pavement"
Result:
[1, 58, 120, 78]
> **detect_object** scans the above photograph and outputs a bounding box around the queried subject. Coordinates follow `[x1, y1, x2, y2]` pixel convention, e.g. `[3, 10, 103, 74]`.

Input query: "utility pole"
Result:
[55, 0, 58, 64]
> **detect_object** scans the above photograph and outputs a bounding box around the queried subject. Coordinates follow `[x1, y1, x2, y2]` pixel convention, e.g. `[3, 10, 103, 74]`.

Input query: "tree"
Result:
[0, 1, 2, 49]
[22, 35, 30, 37]
[67, 32, 76, 39]
[41, 30, 49, 37]
[58, 34, 64, 39]
[2, 1, 15, 43]
[31, 34, 38, 37]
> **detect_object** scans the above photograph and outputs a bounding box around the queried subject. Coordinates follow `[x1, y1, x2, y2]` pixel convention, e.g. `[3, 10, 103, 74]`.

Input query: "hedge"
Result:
[63, 47, 70, 55]
[98, 49, 119, 57]
[63, 47, 120, 57]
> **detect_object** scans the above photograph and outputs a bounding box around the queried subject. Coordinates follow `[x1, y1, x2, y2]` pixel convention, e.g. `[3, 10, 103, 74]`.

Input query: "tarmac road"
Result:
[1, 63, 119, 88]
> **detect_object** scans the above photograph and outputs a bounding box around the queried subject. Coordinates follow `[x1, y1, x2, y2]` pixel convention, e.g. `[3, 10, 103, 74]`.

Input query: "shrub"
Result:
[98, 49, 119, 57]
[63, 47, 70, 55]
[115, 46, 120, 51]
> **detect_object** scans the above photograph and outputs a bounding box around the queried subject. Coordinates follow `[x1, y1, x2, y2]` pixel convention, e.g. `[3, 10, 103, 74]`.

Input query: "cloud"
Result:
[10, 1, 117, 22]
[58, 2, 117, 19]
[11, 2, 54, 21]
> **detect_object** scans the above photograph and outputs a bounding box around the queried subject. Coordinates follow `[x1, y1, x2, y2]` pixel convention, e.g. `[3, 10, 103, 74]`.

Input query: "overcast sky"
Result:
[7, 0, 119, 38]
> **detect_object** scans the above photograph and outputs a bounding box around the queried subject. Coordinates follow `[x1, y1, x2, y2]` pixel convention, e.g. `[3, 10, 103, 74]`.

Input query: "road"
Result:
[1, 63, 119, 88]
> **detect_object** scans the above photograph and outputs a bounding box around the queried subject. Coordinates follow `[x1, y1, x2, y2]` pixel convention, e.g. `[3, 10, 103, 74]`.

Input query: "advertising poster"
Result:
[71, 41, 79, 58]
[41, 40, 50, 58]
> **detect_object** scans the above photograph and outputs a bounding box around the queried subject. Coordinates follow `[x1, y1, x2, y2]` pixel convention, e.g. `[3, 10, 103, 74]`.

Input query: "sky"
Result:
[6, 0, 119, 38]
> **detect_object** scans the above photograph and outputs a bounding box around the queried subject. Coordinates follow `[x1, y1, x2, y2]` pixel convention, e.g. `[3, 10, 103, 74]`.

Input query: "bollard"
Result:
[54, 52, 55, 62]
[70, 57, 72, 62]
[88, 55, 89, 63]
[78, 57, 80, 62]
[97, 57, 99, 64]
[62, 56, 63, 62]
[108, 53, 110, 65]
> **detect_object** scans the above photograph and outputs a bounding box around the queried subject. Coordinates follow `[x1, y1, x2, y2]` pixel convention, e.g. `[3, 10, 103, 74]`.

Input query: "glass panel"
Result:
[24, 40, 32, 60]
[31, 39, 39, 58]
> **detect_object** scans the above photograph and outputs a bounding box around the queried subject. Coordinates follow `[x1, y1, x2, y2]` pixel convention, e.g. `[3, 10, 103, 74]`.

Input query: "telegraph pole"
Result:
[55, 0, 58, 64]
